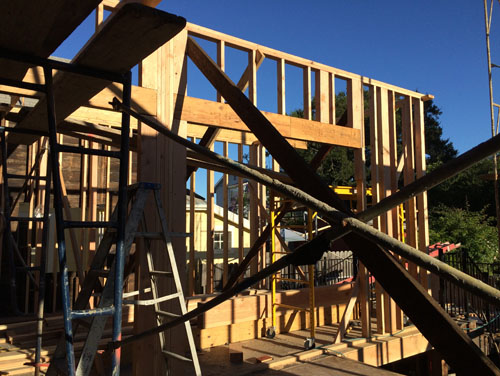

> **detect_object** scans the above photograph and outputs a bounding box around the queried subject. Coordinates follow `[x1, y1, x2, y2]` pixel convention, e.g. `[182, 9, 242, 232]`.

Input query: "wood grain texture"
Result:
[7, 4, 186, 148]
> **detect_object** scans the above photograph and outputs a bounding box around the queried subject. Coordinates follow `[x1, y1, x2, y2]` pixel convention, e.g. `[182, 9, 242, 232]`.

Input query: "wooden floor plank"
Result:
[7, 3, 186, 149]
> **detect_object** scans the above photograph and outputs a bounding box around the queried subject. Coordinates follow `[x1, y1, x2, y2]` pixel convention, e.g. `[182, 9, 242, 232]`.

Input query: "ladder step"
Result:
[161, 350, 193, 363]
[122, 287, 151, 298]
[135, 231, 163, 240]
[16, 265, 41, 271]
[56, 144, 121, 158]
[156, 310, 180, 319]
[123, 292, 181, 306]
[70, 306, 115, 319]
[167, 232, 192, 238]
[10, 216, 45, 222]
[150, 270, 173, 277]
[63, 220, 117, 229]
[6, 173, 48, 181]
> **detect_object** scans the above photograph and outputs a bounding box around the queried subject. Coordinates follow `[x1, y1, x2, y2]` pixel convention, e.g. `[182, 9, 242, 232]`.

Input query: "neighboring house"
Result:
[186, 192, 251, 263]
[214, 175, 249, 216]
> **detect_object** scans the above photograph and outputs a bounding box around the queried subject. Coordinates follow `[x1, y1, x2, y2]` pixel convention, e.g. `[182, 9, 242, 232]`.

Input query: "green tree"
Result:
[424, 100, 457, 165]
[292, 93, 354, 186]
[428, 158, 497, 218]
[429, 205, 498, 264]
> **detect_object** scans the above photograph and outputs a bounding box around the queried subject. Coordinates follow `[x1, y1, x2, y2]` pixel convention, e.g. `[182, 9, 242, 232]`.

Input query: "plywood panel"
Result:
[8, 4, 186, 148]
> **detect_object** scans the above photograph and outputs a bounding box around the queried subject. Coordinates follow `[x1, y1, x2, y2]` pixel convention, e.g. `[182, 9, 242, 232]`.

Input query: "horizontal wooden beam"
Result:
[187, 120, 307, 148]
[177, 95, 361, 148]
[0, 67, 157, 115]
[186, 23, 432, 101]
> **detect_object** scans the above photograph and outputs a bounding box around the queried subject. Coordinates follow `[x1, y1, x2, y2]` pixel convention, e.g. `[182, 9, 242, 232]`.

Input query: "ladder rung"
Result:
[161, 350, 193, 363]
[56, 144, 121, 158]
[16, 265, 41, 271]
[150, 270, 173, 277]
[135, 232, 163, 240]
[156, 310, 180, 318]
[123, 292, 180, 306]
[70, 306, 115, 319]
[167, 232, 192, 238]
[122, 287, 152, 298]
[6, 173, 48, 181]
[63, 220, 117, 229]
[10, 216, 45, 222]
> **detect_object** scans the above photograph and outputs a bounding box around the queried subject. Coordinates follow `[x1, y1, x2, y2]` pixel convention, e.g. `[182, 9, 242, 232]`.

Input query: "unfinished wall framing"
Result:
[5, 2, 493, 376]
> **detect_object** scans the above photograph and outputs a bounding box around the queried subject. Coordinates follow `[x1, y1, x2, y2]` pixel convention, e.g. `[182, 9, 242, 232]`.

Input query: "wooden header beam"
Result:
[177, 95, 361, 148]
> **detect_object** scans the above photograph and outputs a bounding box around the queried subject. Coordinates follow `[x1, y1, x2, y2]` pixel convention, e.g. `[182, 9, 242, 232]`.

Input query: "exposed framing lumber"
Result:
[186, 36, 351, 215]
[0, 1, 101, 82]
[7, 4, 186, 150]
[184, 47, 265, 179]
[113, 99, 500, 307]
[343, 233, 499, 375]
[113, 98, 500, 373]
[186, 23, 431, 101]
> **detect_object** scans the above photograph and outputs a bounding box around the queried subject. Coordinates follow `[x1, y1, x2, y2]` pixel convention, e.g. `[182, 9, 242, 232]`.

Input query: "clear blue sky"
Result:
[55, 0, 500, 155]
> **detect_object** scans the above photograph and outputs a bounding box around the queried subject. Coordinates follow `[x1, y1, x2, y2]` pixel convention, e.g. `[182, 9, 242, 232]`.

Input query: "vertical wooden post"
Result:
[348, 77, 369, 337]
[402, 96, 418, 280]
[369, 85, 385, 334]
[188, 168, 196, 296]
[329, 73, 336, 124]
[237, 144, 244, 266]
[414, 98, 430, 291]
[222, 142, 229, 287]
[303, 67, 311, 120]
[315, 70, 329, 123]
[206, 146, 214, 294]
[135, 29, 188, 375]
[389, 91, 405, 330]
[249, 144, 259, 277]
[277, 58, 285, 115]
[377, 88, 398, 334]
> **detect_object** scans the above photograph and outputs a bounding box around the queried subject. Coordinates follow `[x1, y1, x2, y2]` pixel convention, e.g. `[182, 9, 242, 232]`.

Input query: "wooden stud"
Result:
[222, 142, 229, 287]
[188, 166, 196, 296]
[389, 90, 405, 330]
[315, 70, 329, 123]
[277, 58, 286, 115]
[238, 144, 244, 265]
[249, 144, 259, 277]
[414, 98, 430, 290]
[329, 73, 335, 125]
[402, 96, 418, 279]
[303, 66, 312, 120]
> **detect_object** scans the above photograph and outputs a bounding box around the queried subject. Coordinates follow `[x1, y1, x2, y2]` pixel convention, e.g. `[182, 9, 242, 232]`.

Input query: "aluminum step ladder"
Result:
[124, 185, 201, 376]
[0, 130, 51, 376]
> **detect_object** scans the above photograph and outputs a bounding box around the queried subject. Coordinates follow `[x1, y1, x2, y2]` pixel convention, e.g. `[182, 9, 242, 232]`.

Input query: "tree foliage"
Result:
[424, 100, 457, 164]
[427, 158, 496, 218]
[429, 205, 498, 264]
